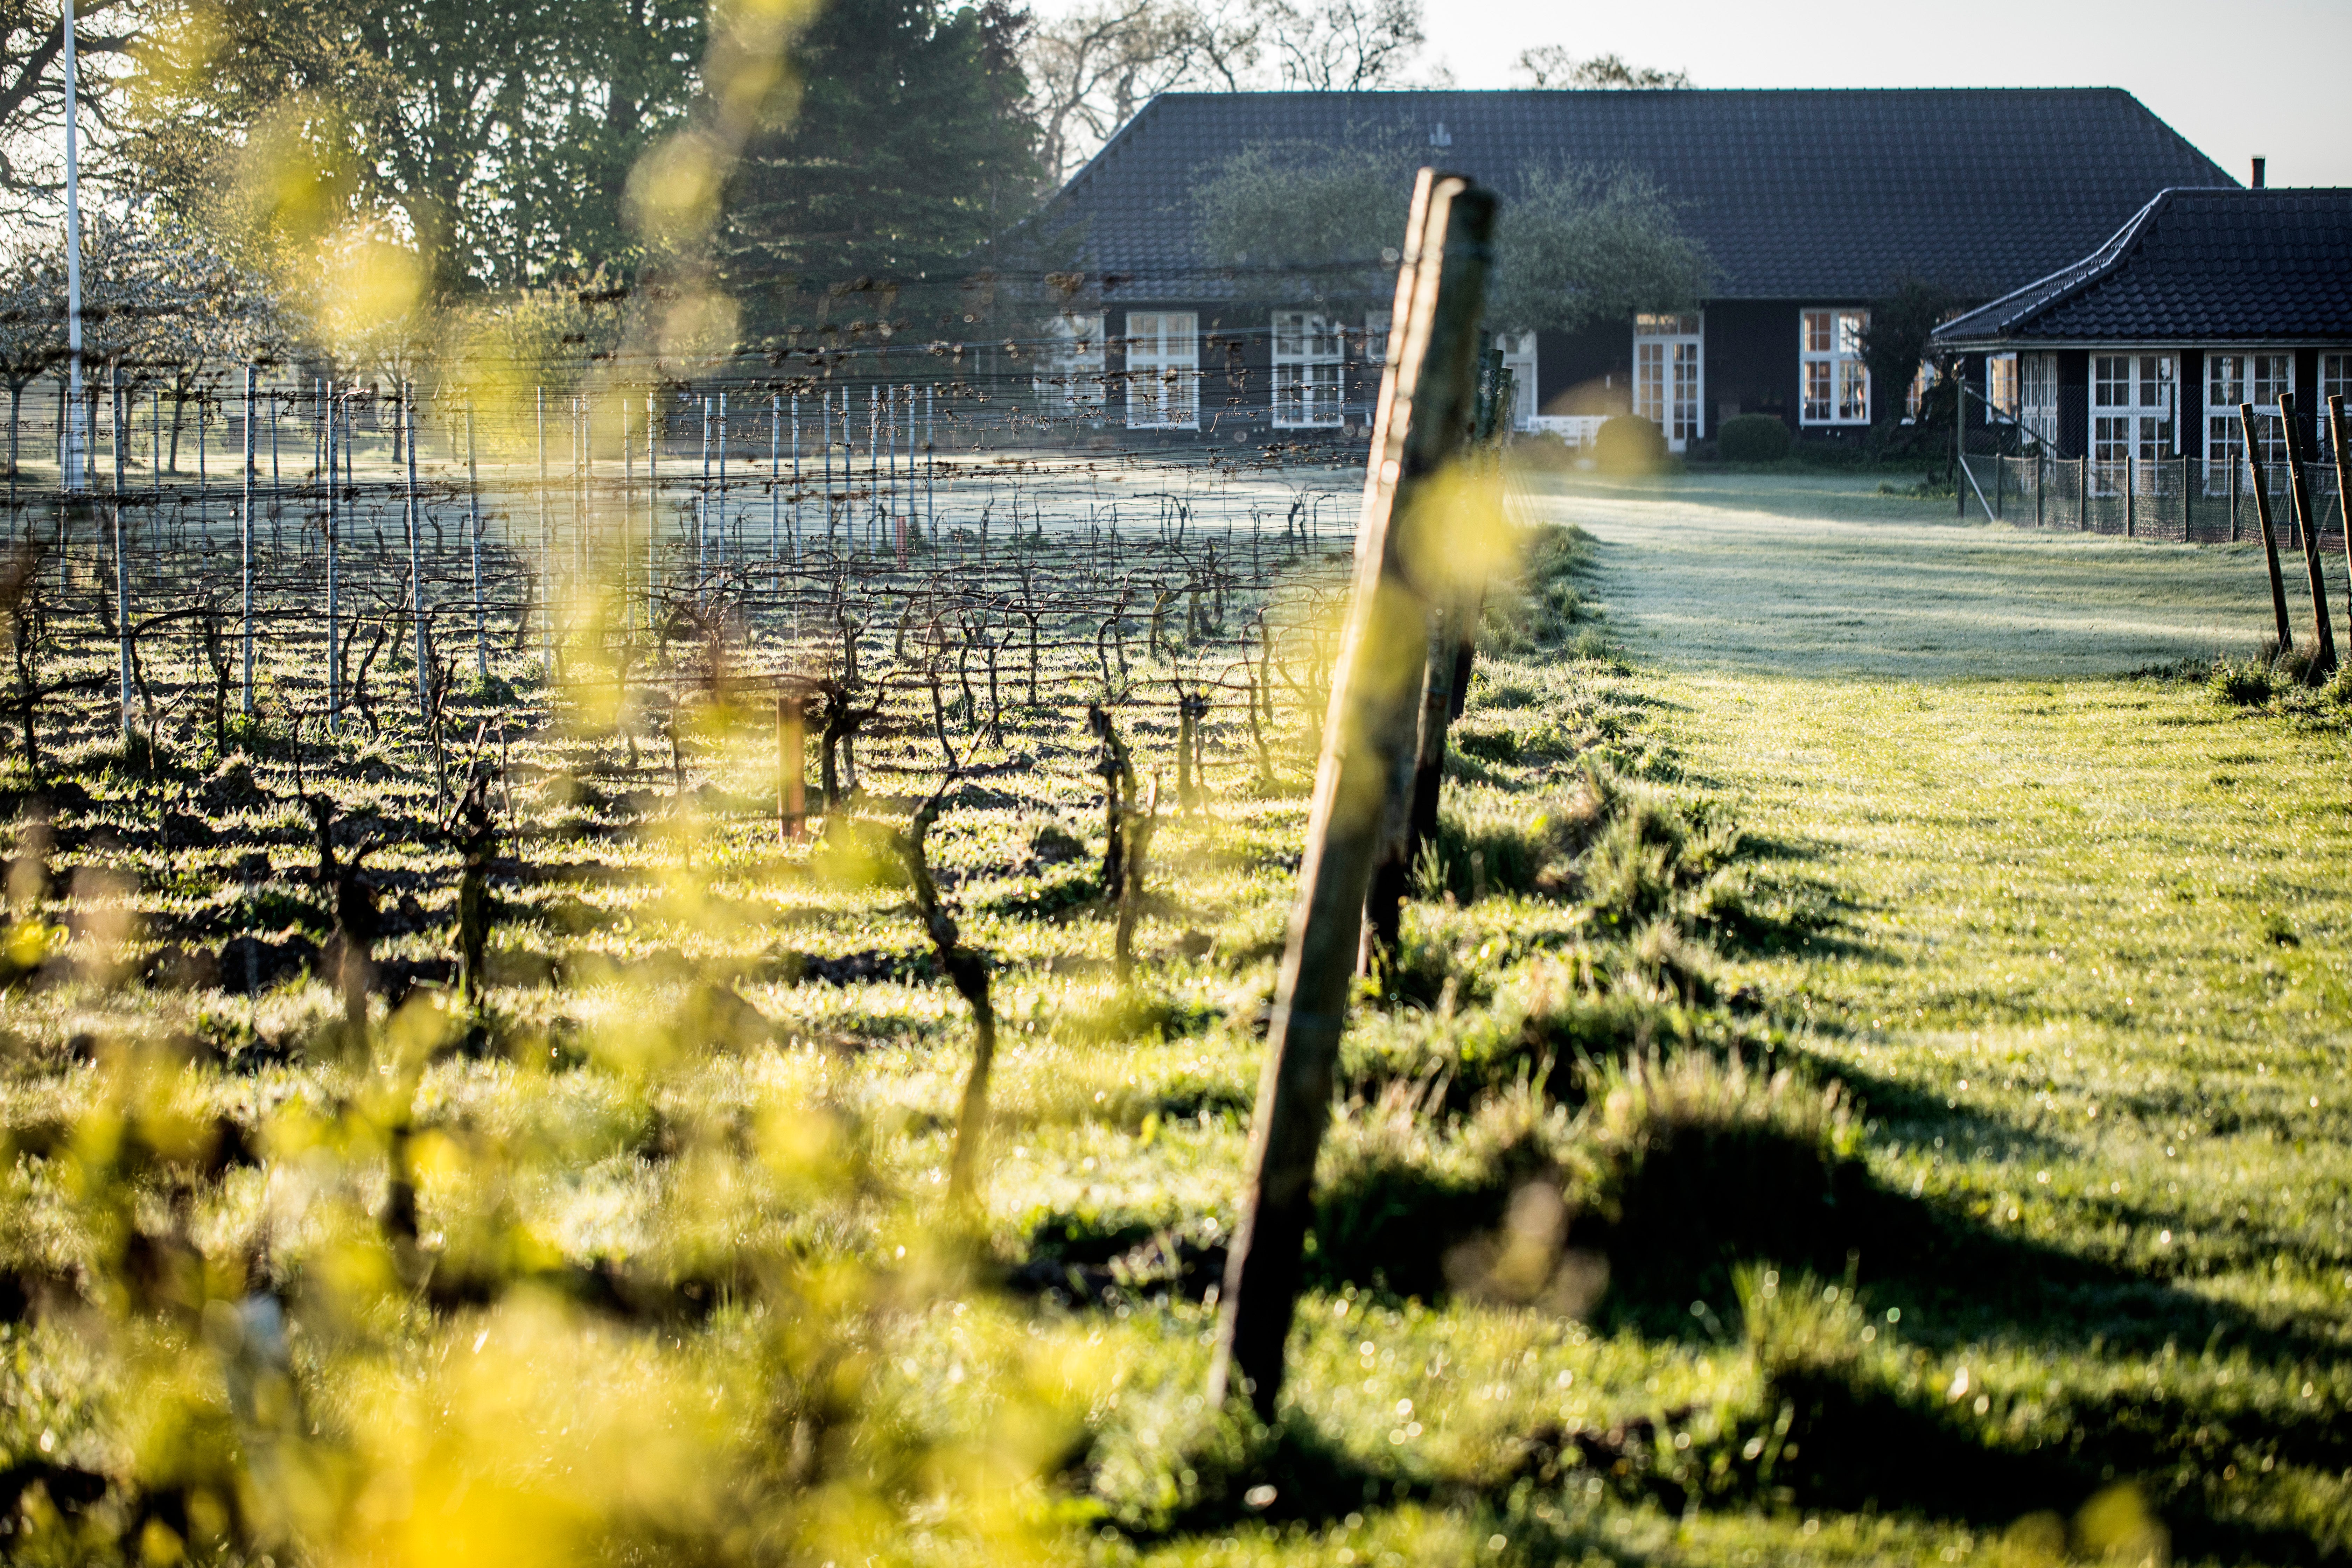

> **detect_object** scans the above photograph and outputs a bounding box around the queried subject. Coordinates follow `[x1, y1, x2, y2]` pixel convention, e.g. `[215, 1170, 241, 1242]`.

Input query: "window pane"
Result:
[1804, 312, 1831, 354]
[1836, 312, 1867, 356]
[1837, 360, 1869, 421]
[1804, 361, 1832, 422]
[2254, 354, 2290, 407]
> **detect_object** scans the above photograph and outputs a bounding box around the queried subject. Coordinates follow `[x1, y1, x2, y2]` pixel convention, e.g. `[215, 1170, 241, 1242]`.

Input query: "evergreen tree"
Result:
[719, 0, 1041, 340]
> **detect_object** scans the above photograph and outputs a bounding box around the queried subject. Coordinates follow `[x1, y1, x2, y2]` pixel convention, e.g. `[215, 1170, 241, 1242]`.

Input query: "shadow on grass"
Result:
[1736, 1359, 2327, 1566]
[1583, 1116, 2338, 1366]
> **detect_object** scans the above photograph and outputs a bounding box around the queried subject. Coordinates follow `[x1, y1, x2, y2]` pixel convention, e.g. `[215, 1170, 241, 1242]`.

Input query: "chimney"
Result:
[2252, 156, 2266, 189]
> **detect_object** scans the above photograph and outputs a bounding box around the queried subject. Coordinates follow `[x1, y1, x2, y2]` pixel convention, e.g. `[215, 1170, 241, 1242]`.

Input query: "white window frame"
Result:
[1985, 352, 2019, 423]
[1799, 308, 1869, 426]
[1633, 314, 1701, 449]
[1499, 330, 1539, 432]
[1122, 312, 1199, 430]
[2205, 350, 2292, 491]
[2018, 352, 2059, 446]
[1270, 310, 1344, 429]
[1036, 311, 1107, 420]
[1904, 361, 1939, 422]
[1363, 310, 1392, 367]
[2319, 352, 2349, 458]
[2091, 351, 2175, 493]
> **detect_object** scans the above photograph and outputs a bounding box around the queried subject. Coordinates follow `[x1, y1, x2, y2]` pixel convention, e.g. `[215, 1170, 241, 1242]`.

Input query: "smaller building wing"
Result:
[1933, 189, 2352, 349]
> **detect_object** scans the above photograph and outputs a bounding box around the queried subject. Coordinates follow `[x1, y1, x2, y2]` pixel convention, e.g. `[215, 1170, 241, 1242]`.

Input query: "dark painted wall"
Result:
[1091, 295, 1915, 443]
[1534, 299, 1881, 441]
[1092, 303, 1390, 440]
[2055, 350, 2090, 458]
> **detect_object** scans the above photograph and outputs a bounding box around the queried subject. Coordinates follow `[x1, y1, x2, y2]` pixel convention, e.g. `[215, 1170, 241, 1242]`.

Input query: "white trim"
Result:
[1798, 307, 1869, 426]
[2090, 351, 2177, 494]
[2323, 353, 2350, 457]
[1270, 310, 1344, 429]
[1500, 330, 1539, 432]
[2203, 350, 2291, 488]
[1633, 313, 1702, 449]
[1036, 312, 1108, 421]
[1122, 312, 1199, 430]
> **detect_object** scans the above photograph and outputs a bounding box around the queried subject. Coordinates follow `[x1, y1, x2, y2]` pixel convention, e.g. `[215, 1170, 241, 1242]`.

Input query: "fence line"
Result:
[1960, 452, 2348, 551]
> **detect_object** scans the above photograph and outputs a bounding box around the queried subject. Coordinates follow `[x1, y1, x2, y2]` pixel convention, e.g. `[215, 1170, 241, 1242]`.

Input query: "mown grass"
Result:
[0, 462, 2347, 1564]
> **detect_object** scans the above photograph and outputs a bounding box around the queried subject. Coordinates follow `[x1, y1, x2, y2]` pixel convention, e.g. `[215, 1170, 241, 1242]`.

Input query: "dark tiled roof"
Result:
[1034, 88, 2229, 302]
[1930, 188, 2352, 346]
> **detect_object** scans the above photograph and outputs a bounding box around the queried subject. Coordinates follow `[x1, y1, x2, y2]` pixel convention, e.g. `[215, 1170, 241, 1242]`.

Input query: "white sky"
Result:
[1048, 0, 2352, 189]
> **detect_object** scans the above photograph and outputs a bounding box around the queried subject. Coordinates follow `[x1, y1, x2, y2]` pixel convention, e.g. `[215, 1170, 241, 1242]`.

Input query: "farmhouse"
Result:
[1024, 88, 2228, 450]
[1931, 185, 2352, 493]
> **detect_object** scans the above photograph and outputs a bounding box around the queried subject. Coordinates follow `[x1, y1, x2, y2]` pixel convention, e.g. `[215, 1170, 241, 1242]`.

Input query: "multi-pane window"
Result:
[1123, 312, 1199, 429]
[2018, 353, 2059, 445]
[1985, 353, 2019, 422]
[1905, 362, 1939, 421]
[2092, 354, 2173, 469]
[1037, 312, 1107, 418]
[2205, 352, 2291, 484]
[1270, 311, 1343, 428]
[1363, 310, 1392, 366]
[1636, 314, 1701, 446]
[1799, 309, 1869, 425]
[2321, 353, 2350, 457]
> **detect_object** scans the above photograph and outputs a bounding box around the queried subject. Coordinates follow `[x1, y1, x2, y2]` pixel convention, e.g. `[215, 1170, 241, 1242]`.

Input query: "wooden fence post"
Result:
[2276, 392, 2338, 674]
[1207, 169, 1496, 1419]
[2241, 402, 2295, 652]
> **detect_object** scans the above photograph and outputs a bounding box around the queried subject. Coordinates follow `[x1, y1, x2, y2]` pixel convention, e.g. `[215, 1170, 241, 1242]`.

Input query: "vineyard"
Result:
[5, 360, 2352, 1567]
[0, 324, 1664, 1562]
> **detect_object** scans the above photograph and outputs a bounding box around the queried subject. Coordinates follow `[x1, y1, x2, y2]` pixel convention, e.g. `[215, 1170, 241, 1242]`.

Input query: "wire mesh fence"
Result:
[1960, 453, 2349, 551]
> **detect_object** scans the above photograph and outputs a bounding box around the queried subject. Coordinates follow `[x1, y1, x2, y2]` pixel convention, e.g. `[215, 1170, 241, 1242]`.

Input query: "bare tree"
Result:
[1512, 46, 1691, 89]
[0, 2, 149, 221]
[1025, 0, 1259, 183]
[1248, 0, 1423, 91]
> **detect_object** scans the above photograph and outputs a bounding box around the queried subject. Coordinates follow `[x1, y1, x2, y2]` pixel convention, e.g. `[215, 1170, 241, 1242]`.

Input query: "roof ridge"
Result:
[1963, 189, 2178, 338]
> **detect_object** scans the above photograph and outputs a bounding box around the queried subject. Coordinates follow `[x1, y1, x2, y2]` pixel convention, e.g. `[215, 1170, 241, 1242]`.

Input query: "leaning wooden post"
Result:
[2330, 395, 2352, 628]
[1208, 170, 1494, 1419]
[2241, 401, 2295, 653]
[2275, 392, 2337, 674]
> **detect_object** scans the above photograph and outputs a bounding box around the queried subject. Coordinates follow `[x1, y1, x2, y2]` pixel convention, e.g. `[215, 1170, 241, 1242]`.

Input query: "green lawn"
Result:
[4, 467, 2350, 1565]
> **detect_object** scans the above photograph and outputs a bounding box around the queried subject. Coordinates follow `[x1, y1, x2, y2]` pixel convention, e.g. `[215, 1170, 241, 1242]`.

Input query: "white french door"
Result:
[1633, 314, 1702, 450]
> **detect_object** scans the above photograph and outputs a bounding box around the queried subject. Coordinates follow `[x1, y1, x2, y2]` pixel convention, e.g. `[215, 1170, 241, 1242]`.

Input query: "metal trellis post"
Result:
[468, 403, 486, 679]
[327, 385, 341, 732]
[407, 387, 427, 709]
[241, 363, 255, 713]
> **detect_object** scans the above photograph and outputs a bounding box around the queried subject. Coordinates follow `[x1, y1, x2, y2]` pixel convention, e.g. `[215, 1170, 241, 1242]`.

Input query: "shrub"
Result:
[2208, 658, 2273, 707]
[1428, 778, 1606, 902]
[1717, 413, 1792, 463]
[2269, 639, 2330, 690]
[1594, 414, 1666, 475]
